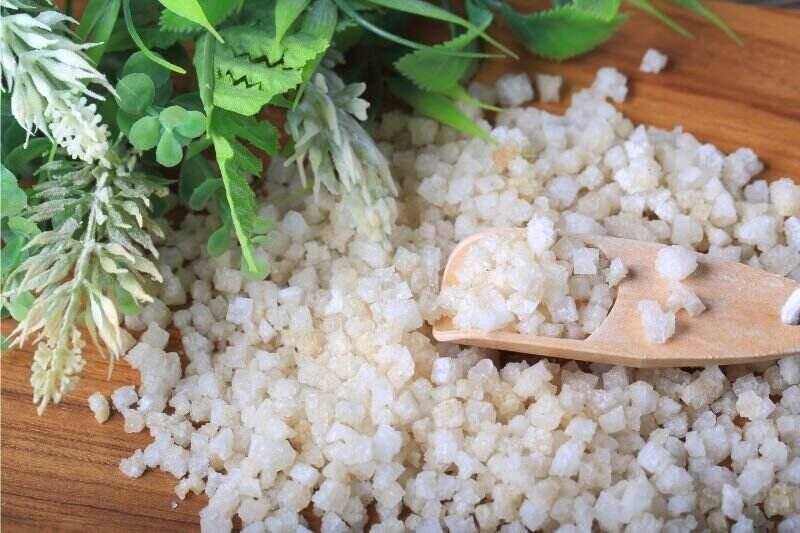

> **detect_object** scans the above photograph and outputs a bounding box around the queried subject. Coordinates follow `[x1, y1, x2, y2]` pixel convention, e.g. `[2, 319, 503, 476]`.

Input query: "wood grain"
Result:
[2, 2, 800, 531]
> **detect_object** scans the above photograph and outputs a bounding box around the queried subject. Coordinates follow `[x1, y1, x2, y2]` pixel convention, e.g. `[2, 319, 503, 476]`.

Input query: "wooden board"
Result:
[2, 2, 800, 531]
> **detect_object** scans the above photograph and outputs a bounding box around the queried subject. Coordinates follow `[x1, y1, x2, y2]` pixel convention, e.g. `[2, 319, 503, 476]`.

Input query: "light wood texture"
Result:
[434, 229, 800, 367]
[2, 2, 800, 530]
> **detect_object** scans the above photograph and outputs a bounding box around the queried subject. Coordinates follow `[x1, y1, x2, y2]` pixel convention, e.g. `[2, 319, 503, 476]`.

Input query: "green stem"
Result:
[122, 0, 187, 74]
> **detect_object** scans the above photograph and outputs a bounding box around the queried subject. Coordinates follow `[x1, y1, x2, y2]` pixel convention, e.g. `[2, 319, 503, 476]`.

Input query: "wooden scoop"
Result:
[433, 229, 800, 368]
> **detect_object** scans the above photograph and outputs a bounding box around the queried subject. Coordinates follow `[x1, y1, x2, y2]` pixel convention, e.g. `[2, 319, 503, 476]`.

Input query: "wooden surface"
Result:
[434, 230, 800, 367]
[3, 2, 800, 531]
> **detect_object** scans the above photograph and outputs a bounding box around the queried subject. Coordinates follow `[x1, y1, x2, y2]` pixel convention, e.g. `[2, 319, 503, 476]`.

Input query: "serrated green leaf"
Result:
[1, 167, 27, 218]
[363, 0, 516, 58]
[159, 0, 238, 34]
[212, 133, 260, 272]
[625, 0, 692, 38]
[332, 0, 497, 58]
[282, 0, 337, 69]
[156, 0, 225, 42]
[76, 0, 122, 64]
[213, 47, 303, 116]
[275, 0, 311, 43]
[671, 0, 741, 44]
[208, 110, 278, 275]
[116, 73, 155, 115]
[207, 224, 232, 256]
[194, 32, 216, 114]
[574, 0, 622, 20]
[500, 4, 627, 60]
[189, 178, 223, 210]
[394, 3, 491, 94]
[129, 116, 161, 150]
[175, 110, 206, 138]
[388, 77, 490, 142]
[156, 130, 183, 167]
[212, 83, 273, 116]
[241, 252, 269, 280]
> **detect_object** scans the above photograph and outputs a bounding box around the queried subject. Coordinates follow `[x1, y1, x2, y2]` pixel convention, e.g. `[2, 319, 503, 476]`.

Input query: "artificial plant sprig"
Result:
[287, 64, 397, 240]
[0, 0, 115, 162]
[7, 154, 169, 414]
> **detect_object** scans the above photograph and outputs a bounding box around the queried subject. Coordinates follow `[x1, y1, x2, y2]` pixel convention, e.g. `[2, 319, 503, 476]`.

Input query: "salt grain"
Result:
[640, 48, 668, 73]
[109, 66, 800, 532]
[88, 392, 110, 424]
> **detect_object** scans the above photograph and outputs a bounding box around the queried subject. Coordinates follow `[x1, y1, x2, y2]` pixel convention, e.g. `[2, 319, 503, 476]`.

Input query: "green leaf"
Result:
[671, 0, 741, 44]
[8, 291, 34, 321]
[156, 0, 225, 42]
[76, 0, 122, 64]
[212, 83, 274, 116]
[113, 282, 140, 316]
[122, 51, 171, 88]
[388, 77, 490, 142]
[213, 47, 304, 116]
[574, 0, 622, 20]
[208, 110, 278, 275]
[184, 137, 213, 160]
[363, 0, 516, 58]
[129, 116, 161, 151]
[156, 130, 183, 167]
[8, 216, 39, 237]
[332, 0, 498, 58]
[1, 231, 25, 279]
[123, 0, 187, 74]
[282, 0, 338, 69]
[194, 32, 216, 114]
[188, 178, 223, 210]
[3, 138, 51, 176]
[207, 224, 232, 256]
[159, 105, 189, 129]
[499, 4, 627, 60]
[179, 155, 215, 203]
[275, 0, 312, 43]
[116, 73, 155, 115]
[212, 133, 261, 273]
[175, 110, 206, 138]
[394, 3, 492, 94]
[240, 252, 269, 281]
[1, 166, 27, 218]
[625, 0, 692, 38]
[159, 0, 238, 34]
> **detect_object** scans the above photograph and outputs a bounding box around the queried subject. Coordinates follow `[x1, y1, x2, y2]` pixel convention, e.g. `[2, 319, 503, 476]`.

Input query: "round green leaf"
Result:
[174, 110, 206, 139]
[116, 73, 154, 115]
[122, 51, 171, 88]
[129, 116, 161, 151]
[159, 105, 189, 129]
[156, 130, 183, 167]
